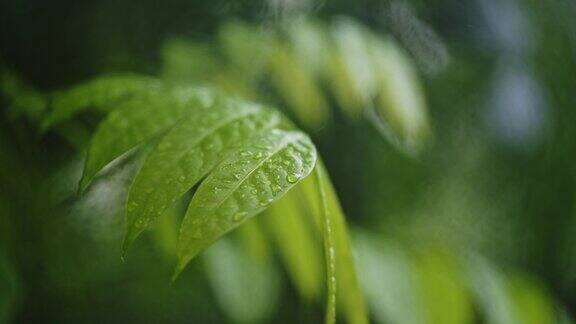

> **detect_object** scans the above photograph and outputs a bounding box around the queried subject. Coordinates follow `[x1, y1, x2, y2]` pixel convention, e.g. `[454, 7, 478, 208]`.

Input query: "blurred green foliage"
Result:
[1, 0, 576, 323]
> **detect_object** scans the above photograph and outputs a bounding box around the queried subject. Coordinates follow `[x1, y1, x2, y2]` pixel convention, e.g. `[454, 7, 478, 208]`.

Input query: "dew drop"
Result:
[233, 211, 247, 222]
[286, 173, 300, 183]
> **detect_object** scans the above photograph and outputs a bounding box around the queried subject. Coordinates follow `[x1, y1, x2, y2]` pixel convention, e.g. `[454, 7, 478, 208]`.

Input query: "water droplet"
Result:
[213, 186, 222, 194]
[271, 184, 282, 195]
[286, 173, 300, 183]
[233, 212, 247, 222]
[253, 151, 265, 159]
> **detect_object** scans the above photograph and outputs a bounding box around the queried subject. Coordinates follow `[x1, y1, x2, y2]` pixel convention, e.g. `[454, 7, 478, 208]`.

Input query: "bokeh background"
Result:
[1, 0, 576, 323]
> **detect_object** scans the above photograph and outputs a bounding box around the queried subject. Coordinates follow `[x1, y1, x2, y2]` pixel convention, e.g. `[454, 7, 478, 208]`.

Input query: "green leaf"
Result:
[42, 74, 161, 130]
[307, 162, 369, 324]
[124, 99, 284, 253]
[354, 232, 425, 324]
[263, 187, 323, 300]
[79, 86, 215, 192]
[205, 236, 281, 324]
[174, 129, 317, 278]
[315, 165, 337, 324]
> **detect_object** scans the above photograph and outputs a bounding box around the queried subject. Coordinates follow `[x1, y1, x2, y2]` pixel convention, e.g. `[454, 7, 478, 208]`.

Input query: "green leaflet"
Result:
[315, 165, 337, 324]
[306, 162, 369, 324]
[205, 236, 281, 324]
[42, 74, 162, 130]
[79, 86, 215, 192]
[263, 187, 323, 301]
[124, 99, 284, 253]
[174, 129, 317, 278]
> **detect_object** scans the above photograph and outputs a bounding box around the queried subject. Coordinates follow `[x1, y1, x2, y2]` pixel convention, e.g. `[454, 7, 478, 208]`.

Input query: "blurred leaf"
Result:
[175, 129, 317, 277]
[161, 39, 219, 82]
[330, 17, 378, 119]
[368, 36, 431, 154]
[236, 218, 271, 264]
[414, 248, 473, 324]
[42, 74, 161, 130]
[466, 256, 521, 324]
[267, 38, 330, 130]
[0, 70, 46, 120]
[354, 232, 426, 324]
[508, 274, 555, 324]
[264, 187, 323, 300]
[205, 236, 281, 324]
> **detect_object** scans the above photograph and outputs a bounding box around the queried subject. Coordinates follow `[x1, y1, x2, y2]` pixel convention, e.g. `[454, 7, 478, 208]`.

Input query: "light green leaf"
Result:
[174, 129, 317, 278]
[79, 86, 215, 192]
[307, 162, 369, 324]
[236, 218, 271, 264]
[42, 74, 161, 130]
[124, 100, 284, 253]
[414, 248, 473, 324]
[315, 165, 337, 324]
[354, 232, 425, 324]
[466, 255, 521, 324]
[267, 39, 330, 130]
[205, 236, 281, 324]
[368, 36, 431, 154]
[263, 187, 323, 301]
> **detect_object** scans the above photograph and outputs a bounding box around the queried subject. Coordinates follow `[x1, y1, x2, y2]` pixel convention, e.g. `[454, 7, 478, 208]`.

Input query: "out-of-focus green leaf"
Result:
[508, 274, 555, 324]
[161, 39, 219, 82]
[79, 86, 215, 192]
[354, 232, 425, 324]
[466, 256, 520, 324]
[42, 74, 162, 130]
[236, 218, 271, 264]
[0, 70, 46, 120]
[414, 248, 473, 324]
[267, 39, 330, 130]
[264, 185, 323, 301]
[368, 36, 431, 154]
[175, 129, 317, 277]
[330, 18, 378, 120]
[205, 236, 281, 324]
[123, 99, 283, 253]
[218, 20, 270, 79]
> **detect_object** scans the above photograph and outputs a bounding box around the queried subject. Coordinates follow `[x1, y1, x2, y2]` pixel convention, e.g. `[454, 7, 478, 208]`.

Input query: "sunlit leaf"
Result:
[175, 129, 317, 277]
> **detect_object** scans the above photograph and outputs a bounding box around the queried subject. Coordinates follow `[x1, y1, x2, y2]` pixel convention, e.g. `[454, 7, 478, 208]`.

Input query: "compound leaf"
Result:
[175, 129, 317, 278]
